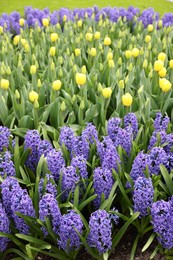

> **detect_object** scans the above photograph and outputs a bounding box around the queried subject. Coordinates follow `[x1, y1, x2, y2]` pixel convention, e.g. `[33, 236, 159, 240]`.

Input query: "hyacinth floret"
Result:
[1, 177, 20, 217]
[151, 198, 173, 249]
[148, 147, 168, 175]
[107, 117, 121, 144]
[109, 207, 119, 225]
[0, 126, 11, 152]
[71, 155, 88, 179]
[124, 113, 138, 138]
[148, 130, 167, 150]
[82, 123, 99, 144]
[0, 203, 10, 252]
[71, 135, 89, 160]
[59, 126, 75, 151]
[24, 130, 41, 172]
[133, 177, 154, 217]
[38, 174, 57, 199]
[61, 166, 80, 201]
[93, 167, 113, 208]
[38, 140, 53, 159]
[46, 149, 65, 181]
[115, 126, 133, 155]
[153, 112, 170, 132]
[39, 193, 61, 236]
[88, 209, 112, 254]
[58, 210, 83, 252]
[0, 151, 15, 178]
[11, 188, 35, 234]
[129, 151, 150, 184]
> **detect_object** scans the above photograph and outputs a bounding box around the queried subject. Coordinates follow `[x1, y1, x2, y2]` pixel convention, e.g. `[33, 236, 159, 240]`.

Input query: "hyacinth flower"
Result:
[148, 147, 168, 175]
[93, 167, 114, 208]
[151, 197, 173, 249]
[39, 193, 61, 236]
[46, 149, 65, 181]
[124, 113, 138, 138]
[82, 123, 99, 144]
[153, 112, 170, 132]
[88, 209, 112, 254]
[1, 177, 20, 217]
[59, 126, 75, 152]
[71, 135, 89, 160]
[133, 177, 154, 217]
[148, 130, 167, 150]
[107, 117, 121, 144]
[11, 188, 35, 234]
[38, 174, 57, 199]
[0, 126, 11, 152]
[97, 136, 121, 171]
[58, 210, 83, 252]
[0, 151, 15, 178]
[61, 166, 80, 201]
[37, 140, 53, 159]
[0, 203, 10, 252]
[24, 130, 41, 172]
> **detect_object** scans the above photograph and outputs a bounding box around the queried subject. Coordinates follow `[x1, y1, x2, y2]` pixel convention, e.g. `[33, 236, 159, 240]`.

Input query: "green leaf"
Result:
[160, 164, 173, 195]
[74, 185, 79, 208]
[78, 194, 97, 211]
[15, 234, 50, 247]
[142, 233, 156, 252]
[111, 212, 140, 251]
[130, 234, 140, 260]
[18, 115, 34, 128]
[2, 249, 30, 260]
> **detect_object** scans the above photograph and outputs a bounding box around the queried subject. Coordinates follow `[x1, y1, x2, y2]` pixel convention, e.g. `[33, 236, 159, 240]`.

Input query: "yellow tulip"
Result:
[29, 90, 38, 102]
[85, 32, 93, 42]
[104, 36, 111, 46]
[90, 48, 97, 57]
[158, 52, 166, 62]
[13, 35, 20, 45]
[158, 67, 166, 78]
[125, 50, 132, 59]
[0, 26, 3, 34]
[50, 33, 58, 42]
[145, 35, 151, 43]
[94, 31, 100, 39]
[49, 46, 56, 57]
[52, 80, 62, 91]
[132, 48, 139, 58]
[75, 73, 86, 86]
[154, 60, 164, 72]
[0, 79, 9, 90]
[37, 79, 42, 88]
[77, 19, 82, 27]
[159, 78, 172, 92]
[102, 87, 112, 98]
[81, 65, 87, 74]
[122, 93, 133, 106]
[24, 43, 30, 52]
[75, 48, 81, 56]
[107, 52, 113, 60]
[30, 65, 37, 75]
[42, 18, 49, 27]
[169, 60, 173, 69]
[19, 18, 25, 26]
[108, 60, 115, 68]
[147, 24, 154, 32]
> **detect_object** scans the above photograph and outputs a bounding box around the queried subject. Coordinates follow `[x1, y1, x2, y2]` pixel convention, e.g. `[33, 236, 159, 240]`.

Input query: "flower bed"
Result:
[0, 6, 173, 260]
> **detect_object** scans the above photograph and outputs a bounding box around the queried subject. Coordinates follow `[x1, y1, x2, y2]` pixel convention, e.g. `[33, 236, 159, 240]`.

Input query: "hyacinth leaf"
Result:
[0, 232, 26, 252]
[15, 233, 51, 247]
[25, 244, 35, 260]
[34, 155, 45, 217]
[142, 233, 156, 252]
[11, 128, 28, 138]
[19, 166, 31, 184]
[103, 252, 109, 260]
[78, 194, 97, 211]
[130, 233, 140, 260]
[160, 164, 173, 195]
[150, 245, 160, 259]
[111, 212, 140, 252]
[112, 170, 131, 207]
[19, 149, 32, 168]
[74, 185, 79, 208]
[2, 248, 31, 260]
[100, 181, 118, 211]
[25, 245, 66, 260]
[0, 95, 8, 125]
[69, 203, 89, 231]
[14, 136, 20, 177]
[79, 181, 93, 204]
[44, 217, 57, 240]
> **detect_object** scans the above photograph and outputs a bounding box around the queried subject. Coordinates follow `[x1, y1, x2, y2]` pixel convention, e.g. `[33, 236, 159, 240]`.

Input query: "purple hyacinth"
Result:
[148, 147, 168, 175]
[148, 130, 167, 150]
[107, 117, 121, 144]
[0, 151, 15, 178]
[151, 197, 173, 249]
[164, 133, 173, 154]
[39, 193, 61, 236]
[93, 167, 114, 208]
[124, 113, 138, 138]
[0, 126, 11, 152]
[38, 140, 53, 159]
[129, 151, 150, 184]
[58, 210, 83, 252]
[109, 208, 119, 225]
[1, 177, 20, 217]
[138, 8, 159, 28]
[61, 166, 80, 201]
[133, 177, 154, 217]
[115, 127, 133, 155]
[82, 123, 99, 144]
[71, 135, 89, 160]
[59, 126, 75, 151]
[46, 149, 65, 181]
[0, 203, 10, 252]
[153, 112, 170, 132]
[38, 174, 57, 199]
[88, 209, 112, 254]
[71, 156, 88, 179]
[11, 188, 35, 234]
[24, 130, 41, 172]
[162, 13, 173, 27]
[97, 136, 121, 171]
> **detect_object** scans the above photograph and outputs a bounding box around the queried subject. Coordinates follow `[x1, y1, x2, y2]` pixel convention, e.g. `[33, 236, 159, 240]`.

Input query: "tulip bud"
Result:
[75, 48, 81, 56]
[30, 65, 37, 75]
[118, 80, 125, 89]
[15, 89, 20, 99]
[0, 79, 9, 90]
[50, 33, 58, 42]
[60, 101, 66, 111]
[122, 93, 133, 106]
[104, 35, 111, 46]
[42, 18, 49, 27]
[102, 87, 112, 98]
[52, 80, 62, 91]
[75, 73, 86, 86]
[80, 100, 85, 109]
[37, 79, 42, 88]
[94, 31, 100, 39]
[29, 90, 38, 102]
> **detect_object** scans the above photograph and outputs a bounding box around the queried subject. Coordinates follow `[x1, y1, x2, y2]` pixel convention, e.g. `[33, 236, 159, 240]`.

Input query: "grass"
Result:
[0, 0, 173, 16]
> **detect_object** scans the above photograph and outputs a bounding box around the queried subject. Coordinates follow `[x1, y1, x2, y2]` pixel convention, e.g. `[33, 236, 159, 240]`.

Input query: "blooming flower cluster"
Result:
[0, 203, 10, 252]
